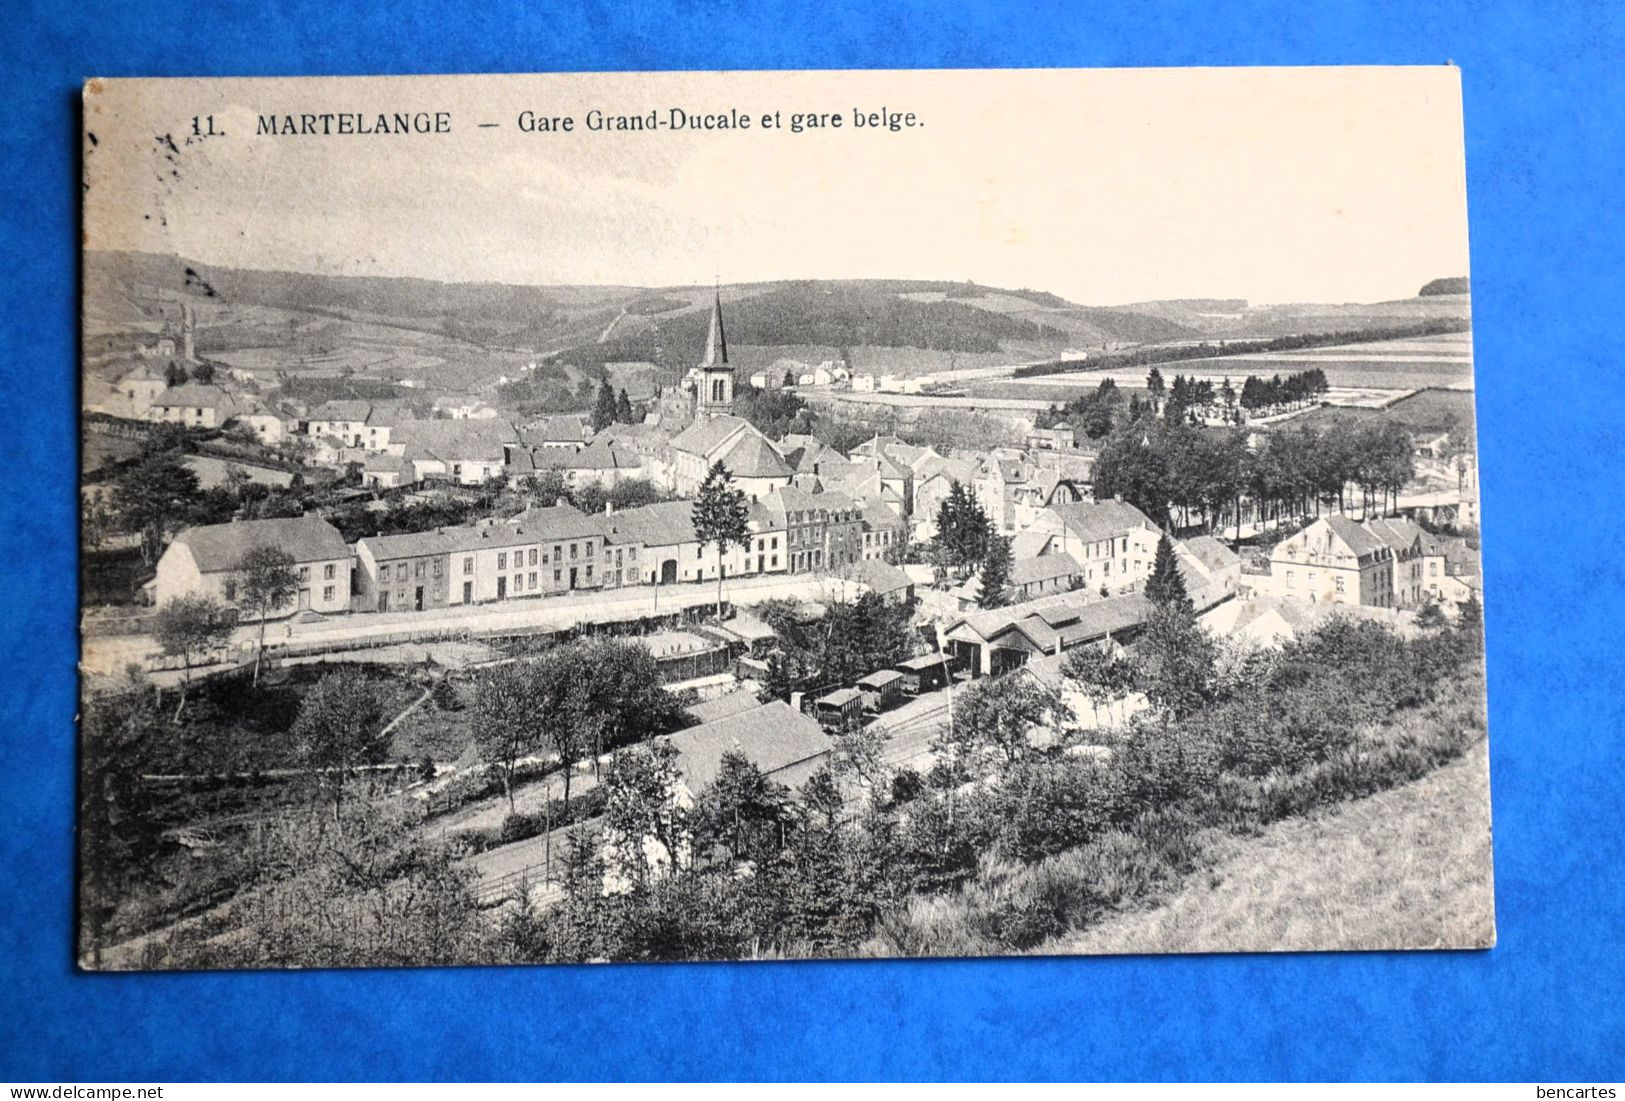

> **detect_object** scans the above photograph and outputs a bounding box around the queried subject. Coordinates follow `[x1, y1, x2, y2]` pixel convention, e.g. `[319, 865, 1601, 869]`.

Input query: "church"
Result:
[664, 292, 794, 499]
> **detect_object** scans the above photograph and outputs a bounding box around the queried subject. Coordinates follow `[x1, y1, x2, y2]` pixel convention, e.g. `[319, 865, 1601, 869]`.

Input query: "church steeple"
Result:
[695, 289, 735, 418]
[701, 290, 729, 368]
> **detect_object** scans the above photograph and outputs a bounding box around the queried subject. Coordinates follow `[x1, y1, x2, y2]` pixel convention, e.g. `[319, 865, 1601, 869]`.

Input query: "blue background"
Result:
[4, 0, 1621, 1082]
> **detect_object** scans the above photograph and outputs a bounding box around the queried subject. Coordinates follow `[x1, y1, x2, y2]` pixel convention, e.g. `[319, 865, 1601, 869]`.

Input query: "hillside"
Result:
[1052, 739, 1495, 955]
[82, 251, 1473, 394]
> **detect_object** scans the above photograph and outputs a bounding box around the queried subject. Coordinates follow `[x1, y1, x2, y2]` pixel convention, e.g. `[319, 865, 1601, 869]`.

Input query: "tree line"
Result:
[1090, 416, 1416, 538]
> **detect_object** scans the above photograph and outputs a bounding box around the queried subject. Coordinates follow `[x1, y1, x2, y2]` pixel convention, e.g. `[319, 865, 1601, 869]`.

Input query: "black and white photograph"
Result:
[78, 67, 1491, 970]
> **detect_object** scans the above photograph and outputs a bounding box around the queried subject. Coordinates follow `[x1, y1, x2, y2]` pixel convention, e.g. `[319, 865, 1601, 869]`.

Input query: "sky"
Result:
[83, 67, 1471, 306]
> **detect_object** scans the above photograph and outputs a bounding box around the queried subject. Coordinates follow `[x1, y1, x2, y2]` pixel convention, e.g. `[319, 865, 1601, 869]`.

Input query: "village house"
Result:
[155, 515, 351, 615]
[525, 415, 592, 452]
[1004, 551, 1085, 603]
[393, 419, 516, 485]
[1174, 534, 1244, 611]
[1028, 499, 1160, 595]
[457, 503, 609, 602]
[1267, 515, 1396, 608]
[303, 400, 374, 447]
[1364, 517, 1441, 608]
[859, 498, 907, 560]
[116, 362, 168, 416]
[146, 384, 249, 429]
[354, 529, 454, 613]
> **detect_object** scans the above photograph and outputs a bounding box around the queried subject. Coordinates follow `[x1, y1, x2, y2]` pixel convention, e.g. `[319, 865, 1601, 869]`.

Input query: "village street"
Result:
[81, 571, 854, 678]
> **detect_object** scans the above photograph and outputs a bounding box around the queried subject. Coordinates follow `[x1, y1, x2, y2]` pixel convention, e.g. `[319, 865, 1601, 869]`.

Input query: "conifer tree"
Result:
[1144, 531, 1191, 611]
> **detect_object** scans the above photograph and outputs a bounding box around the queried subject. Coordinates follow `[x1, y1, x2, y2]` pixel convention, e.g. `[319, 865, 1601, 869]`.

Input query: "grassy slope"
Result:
[1053, 739, 1495, 955]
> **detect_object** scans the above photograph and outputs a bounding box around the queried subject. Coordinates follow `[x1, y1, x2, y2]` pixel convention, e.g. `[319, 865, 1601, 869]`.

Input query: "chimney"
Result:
[604, 500, 614, 515]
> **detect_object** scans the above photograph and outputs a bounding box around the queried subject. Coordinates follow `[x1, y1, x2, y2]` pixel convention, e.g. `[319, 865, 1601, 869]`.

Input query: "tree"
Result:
[112, 451, 203, 565]
[1144, 531, 1191, 611]
[234, 545, 300, 686]
[164, 361, 188, 387]
[691, 460, 749, 617]
[471, 662, 549, 815]
[694, 751, 791, 866]
[937, 671, 1060, 772]
[978, 534, 1012, 608]
[933, 481, 992, 574]
[152, 594, 237, 721]
[1063, 644, 1134, 728]
[1127, 603, 1218, 720]
[590, 380, 618, 433]
[290, 669, 389, 816]
[191, 362, 216, 385]
[614, 388, 634, 424]
[601, 741, 688, 886]
[1146, 367, 1165, 413]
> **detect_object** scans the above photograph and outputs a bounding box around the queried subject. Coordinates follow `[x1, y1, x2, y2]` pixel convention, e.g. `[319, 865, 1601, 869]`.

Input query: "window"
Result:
[554, 545, 562, 561]
[570, 543, 579, 560]
[432, 559, 442, 578]
[324, 563, 336, 581]
[627, 547, 636, 560]
[414, 561, 425, 579]
[1286, 570, 1296, 587]
[514, 574, 523, 592]
[529, 548, 538, 566]
[1335, 575, 1346, 593]
[1430, 562, 1439, 576]
[379, 564, 390, 582]
[771, 536, 779, 549]
[529, 572, 537, 587]
[586, 565, 594, 580]
[554, 569, 561, 583]
[298, 566, 310, 581]
[322, 585, 335, 601]
[586, 542, 595, 558]
[771, 554, 778, 568]
[497, 553, 507, 570]
[463, 557, 473, 575]
[696, 546, 703, 559]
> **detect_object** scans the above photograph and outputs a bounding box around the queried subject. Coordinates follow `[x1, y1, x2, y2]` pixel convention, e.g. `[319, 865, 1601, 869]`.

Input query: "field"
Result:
[1052, 739, 1494, 955]
[973, 330, 1475, 399]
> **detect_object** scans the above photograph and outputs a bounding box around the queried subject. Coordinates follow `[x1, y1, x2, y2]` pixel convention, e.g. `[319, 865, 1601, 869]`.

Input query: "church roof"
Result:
[670, 413, 753, 458]
[717, 432, 793, 480]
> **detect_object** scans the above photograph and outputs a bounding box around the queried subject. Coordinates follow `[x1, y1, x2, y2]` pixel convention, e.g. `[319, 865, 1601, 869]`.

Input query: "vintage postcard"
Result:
[79, 67, 1491, 969]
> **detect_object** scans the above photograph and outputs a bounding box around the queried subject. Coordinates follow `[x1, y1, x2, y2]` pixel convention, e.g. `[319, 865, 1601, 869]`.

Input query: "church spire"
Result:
[701, 289, 728, 368]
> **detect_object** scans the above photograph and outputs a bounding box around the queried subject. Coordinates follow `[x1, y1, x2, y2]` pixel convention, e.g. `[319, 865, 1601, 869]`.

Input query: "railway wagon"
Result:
[856, 669, 906, 712]
[813, 687, 865, 730]
[896, 652, 953, 694]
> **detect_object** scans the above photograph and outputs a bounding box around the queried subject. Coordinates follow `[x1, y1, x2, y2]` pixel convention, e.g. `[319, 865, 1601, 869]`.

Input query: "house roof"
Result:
[498, 503, 603, 544]
[859, 498, 905, 531]
[1009, 553, 1082, 586]
[1364, 517, 1425, 553]
[596, 499, 698, 548]
[529, 415, 591, 444]
[309, 399, 373, 422]
[358, 529, 456, 560]
[661, 700, 830, 793]
[849, 558, 913, 595]
[152, 384, 245, 415]
[717, 432, 794, 479]
[170, 515, 348, 573]
[1323, 514, 1389, 557]
[394, 419, 517, 462]
[1180, 534, 1240, 575]
[857, 669, 904, 689]
[1047, 499, 1156, 544]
